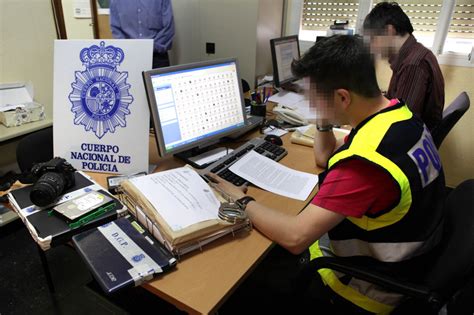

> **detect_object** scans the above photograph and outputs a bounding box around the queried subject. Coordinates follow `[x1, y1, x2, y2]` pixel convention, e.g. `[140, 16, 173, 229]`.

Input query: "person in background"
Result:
[110, 0, 175, 68]
[363, 1, 444, 131]
[215, 35, 445, 314]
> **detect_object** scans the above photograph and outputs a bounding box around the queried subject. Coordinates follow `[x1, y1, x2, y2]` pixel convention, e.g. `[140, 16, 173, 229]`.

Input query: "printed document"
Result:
[129, 167, 220, 231]
[229, 151, 318, 200]
[287, 99, 317, 121]
[268, 91, 305, 106]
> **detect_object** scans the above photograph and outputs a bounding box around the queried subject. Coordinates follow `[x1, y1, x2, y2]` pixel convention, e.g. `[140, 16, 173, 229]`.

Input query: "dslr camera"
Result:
[29, 157, 76, 207]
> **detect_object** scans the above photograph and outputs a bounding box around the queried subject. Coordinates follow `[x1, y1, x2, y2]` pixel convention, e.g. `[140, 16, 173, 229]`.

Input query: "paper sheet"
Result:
[229, 151, 318, 201]
[129, 167, 220, 231]
[189, 147, 234, 166]
[262, 127, 288, 137]
[286, 99, 318, 121]
[0, 104, 25, 112]
[268, 91, 305, 106]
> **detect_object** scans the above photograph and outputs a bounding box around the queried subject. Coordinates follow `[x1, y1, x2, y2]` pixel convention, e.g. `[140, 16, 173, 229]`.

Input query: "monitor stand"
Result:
[174, 145, 230, 169]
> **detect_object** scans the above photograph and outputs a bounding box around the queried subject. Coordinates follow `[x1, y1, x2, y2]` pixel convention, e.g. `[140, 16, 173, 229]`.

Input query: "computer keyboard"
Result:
[202, 137, 287, 186]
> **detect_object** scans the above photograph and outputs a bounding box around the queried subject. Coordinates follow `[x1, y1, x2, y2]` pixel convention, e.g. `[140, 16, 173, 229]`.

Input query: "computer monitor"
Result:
[270, 35, 301, 88]
[316, 36, 327, 42]
[142, 58, 247, 162]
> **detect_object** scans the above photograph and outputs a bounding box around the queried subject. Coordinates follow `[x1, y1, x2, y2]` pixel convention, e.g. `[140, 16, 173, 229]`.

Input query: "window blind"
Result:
[372, 0, 473, 38]
[449, 0, 473, 39]
[372, 0, 442, 35]
[301, 1, 359, 31]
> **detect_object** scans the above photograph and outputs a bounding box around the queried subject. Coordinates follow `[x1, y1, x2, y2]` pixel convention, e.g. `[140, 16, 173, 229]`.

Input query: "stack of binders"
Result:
[72, 215, 177, 294]
[7, 171, 127, 250]
[118, 167, 252, 257]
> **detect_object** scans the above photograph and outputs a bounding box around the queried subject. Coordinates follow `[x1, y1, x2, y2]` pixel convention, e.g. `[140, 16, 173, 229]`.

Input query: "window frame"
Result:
[286, 0, 474, 67]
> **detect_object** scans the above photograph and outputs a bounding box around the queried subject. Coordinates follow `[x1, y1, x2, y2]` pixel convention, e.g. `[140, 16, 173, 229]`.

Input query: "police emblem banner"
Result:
[53, 40, 153, 174]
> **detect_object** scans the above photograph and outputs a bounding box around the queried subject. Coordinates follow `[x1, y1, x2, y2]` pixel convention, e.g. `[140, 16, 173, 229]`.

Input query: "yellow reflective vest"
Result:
[309, 102, 445, 314]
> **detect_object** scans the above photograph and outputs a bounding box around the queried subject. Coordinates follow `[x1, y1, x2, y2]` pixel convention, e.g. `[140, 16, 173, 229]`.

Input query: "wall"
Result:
[62, 0, 94, 39]
[96, 0, 277, 85]
[0, 0, 57, 172]
[168, 0, 201, 65]
[197, 0, 259, 85]
[256, 0, 284, 82]
[0, 0, 56, 109]
[376, 59, 474, 187]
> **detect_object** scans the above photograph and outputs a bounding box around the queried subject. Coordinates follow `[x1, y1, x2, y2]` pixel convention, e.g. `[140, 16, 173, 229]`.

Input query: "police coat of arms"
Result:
[69, 41, 133, 139]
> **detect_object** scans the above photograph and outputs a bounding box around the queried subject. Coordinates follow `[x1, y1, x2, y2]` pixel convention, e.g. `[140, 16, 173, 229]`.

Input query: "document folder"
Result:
[73, 216, 177, 294]
[118, 168, 251, 256]
[8, 171, 126, 250]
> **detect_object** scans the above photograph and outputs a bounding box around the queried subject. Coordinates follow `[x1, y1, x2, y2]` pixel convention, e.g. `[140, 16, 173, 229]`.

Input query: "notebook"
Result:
[72, 216, 177, 294]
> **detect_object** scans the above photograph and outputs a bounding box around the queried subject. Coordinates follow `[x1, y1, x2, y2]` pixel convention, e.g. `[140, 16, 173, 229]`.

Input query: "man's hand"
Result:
[207, 173, 248, 201]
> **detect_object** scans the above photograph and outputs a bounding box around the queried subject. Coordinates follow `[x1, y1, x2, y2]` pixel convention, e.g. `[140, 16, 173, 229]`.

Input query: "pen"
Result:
[201, 173, 219, 184]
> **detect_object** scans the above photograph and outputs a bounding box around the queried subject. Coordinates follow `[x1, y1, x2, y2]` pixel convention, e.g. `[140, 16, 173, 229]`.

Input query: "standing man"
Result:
[363, 2, 444, 131]
[110, 0, 175, 68]
[214, 35, 445, 313]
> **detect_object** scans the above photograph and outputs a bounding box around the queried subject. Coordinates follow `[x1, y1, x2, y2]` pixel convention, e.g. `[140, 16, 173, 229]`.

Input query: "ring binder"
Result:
[117, 169, 252, 257]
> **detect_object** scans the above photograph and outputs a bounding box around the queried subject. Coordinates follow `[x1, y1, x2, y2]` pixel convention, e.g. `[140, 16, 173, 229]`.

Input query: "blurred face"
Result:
[364, 26, 397, 58]
[304, 78, 348, 126]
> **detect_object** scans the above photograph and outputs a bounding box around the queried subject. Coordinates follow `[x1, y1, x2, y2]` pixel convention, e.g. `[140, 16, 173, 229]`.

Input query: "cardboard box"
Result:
[0, 82, 45, 127]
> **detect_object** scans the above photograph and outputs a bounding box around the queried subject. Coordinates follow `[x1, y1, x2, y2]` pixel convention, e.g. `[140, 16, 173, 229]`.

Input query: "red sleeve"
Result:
[312, 159, 400, 218]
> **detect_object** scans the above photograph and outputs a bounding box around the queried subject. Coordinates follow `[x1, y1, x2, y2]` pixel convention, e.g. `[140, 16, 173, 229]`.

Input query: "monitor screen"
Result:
[143, 58, 247, 157]
[270, 35, 301, 87]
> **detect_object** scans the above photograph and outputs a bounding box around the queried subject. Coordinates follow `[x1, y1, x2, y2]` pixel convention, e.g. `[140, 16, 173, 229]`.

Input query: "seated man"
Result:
[363, 2, 445, 131]
[215, 35, 445, 313]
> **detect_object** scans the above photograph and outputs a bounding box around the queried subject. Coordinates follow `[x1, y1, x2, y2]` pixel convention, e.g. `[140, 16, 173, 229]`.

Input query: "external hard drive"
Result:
[53, 191, 113, 221]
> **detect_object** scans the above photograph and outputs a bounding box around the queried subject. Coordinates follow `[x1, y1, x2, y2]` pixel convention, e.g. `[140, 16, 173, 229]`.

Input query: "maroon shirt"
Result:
[387, 35, 444, 131]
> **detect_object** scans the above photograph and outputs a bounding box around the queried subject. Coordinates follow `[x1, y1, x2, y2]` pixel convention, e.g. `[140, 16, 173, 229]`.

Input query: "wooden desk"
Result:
[89, 132, 322, 314]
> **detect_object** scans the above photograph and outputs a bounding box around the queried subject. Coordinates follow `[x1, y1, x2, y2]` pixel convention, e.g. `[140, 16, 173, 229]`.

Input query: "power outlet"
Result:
[206, 42, 215, 54]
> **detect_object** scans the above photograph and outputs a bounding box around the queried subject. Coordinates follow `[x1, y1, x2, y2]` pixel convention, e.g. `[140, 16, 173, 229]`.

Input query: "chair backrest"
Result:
[16, 127, 53, 172]
[241, 78, 250, 93]
[431, 92, 470, 148]
[425, 179, 474, 300]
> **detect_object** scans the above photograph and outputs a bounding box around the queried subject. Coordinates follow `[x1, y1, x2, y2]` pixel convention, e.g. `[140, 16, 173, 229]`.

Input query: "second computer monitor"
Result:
[270, 35, 301, 88]
[142, 58, 247, 158]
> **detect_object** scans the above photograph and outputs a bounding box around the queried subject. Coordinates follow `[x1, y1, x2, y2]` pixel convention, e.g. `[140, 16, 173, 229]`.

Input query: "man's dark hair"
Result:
[363, 2, 414, 35]
[291, 35, 380, 98]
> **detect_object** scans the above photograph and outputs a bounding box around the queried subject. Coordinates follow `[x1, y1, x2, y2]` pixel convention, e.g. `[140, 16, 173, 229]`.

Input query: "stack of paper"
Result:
[291, 124, 351, 147]
[119, 167, 251, 256]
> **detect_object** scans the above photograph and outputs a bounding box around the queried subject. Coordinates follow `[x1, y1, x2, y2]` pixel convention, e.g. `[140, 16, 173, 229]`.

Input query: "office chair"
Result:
[304, 179, 474, 314]
[431, 92, 470, 149]
[16, 126, 53, 172]
[241, 79, 251, 94]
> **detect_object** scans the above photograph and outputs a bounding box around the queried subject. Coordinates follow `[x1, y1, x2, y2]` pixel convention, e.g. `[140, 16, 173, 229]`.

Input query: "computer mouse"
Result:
[264, 134, 283, 146]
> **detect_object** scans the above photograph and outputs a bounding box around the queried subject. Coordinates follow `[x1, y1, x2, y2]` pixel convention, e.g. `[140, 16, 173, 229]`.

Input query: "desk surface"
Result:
[0, 117, 53, 142]
[89, 131, 322, 314]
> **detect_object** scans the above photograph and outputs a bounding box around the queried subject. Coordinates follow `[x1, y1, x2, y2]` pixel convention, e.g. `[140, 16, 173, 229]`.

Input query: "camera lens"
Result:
[30, 172, 66, 207]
